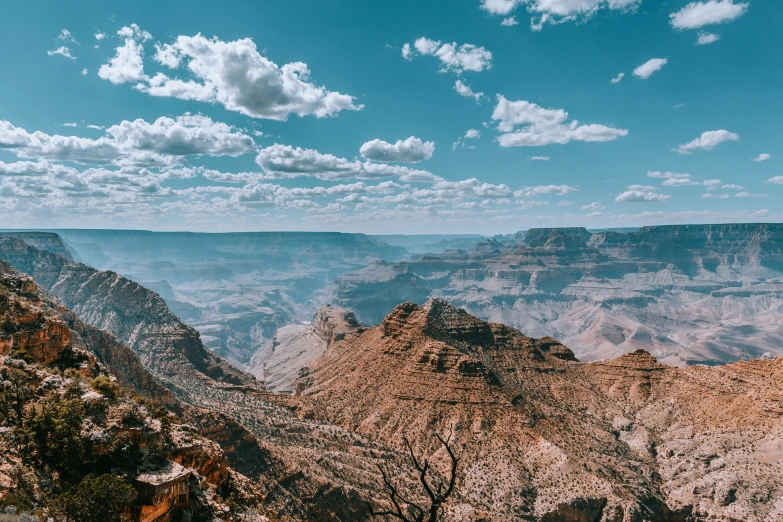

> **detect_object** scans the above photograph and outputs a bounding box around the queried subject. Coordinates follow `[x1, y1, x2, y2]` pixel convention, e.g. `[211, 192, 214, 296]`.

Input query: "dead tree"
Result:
[368, 432, 459, 522]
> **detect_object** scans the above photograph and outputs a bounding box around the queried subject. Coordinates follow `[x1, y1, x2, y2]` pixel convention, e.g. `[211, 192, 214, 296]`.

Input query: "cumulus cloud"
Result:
[47, 47, 75, 60]
[452, 129, 481, 150]
[454, 80, 485, 102]
[670, 0, 749, 30]
[610, 72, 625, 84]
[529, 155, 549, 161]
[0, 114, 256, 166]
[403, 37, 493, 74]
[255, 144, 442, 182]
[515, 185, 577, 197]
[675, 129, 739, 154]
[633, 58, 668, 79]
[58, 29, 76, 43]
[581, 201, 605, 211]
[648, 171, 699, 187]
[98, 28, 361, 121]
[492, 95, 628, 147]
[616, 189, 671, 203]
[697, 32, 720, 44]
[360, 136, 435, 163]
[703, 179, 722, 190]
[764, 176, 783, 184]
[432, 178, 512, 198]
[752, 153, 771, 162]
[479, 0, 640, 31]
[501, 16, 519, 26]
[98, 24, 151, 84]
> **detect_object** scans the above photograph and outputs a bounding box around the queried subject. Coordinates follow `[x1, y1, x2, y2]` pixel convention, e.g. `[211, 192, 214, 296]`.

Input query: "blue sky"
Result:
[0, 0, 780, 233]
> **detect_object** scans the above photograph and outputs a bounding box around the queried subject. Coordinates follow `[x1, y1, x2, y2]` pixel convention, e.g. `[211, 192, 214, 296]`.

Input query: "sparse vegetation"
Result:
[368, 433, 459, 522]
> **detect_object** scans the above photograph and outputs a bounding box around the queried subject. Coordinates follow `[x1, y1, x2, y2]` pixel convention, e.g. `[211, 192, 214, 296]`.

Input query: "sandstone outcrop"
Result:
[297, 299, 783, 521]
[330, 224, 783, 366]
[249, 305, 365, 393]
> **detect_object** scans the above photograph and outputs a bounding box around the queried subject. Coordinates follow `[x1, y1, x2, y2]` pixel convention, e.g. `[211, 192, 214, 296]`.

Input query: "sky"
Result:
[0, 0, 781, 234]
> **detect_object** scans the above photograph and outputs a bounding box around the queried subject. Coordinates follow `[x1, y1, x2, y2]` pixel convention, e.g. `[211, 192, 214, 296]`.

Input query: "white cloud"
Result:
[752, 153, 771, 162]
[501, 16, 519, 26]
[255, 144, 442, 182]
[558, 200, 573, 206]
[616, 189, 671, 203]
[86, 124, 104, 130]
[670, 0, 749, 30]
[515, 185, 577, 197]
[721, 183, 745, 190]
[581, 201, 605, 211]
[0, 114, 256, 166]
[453, 129, 482, 149]
[454, 80, 485, 103]
[98, 24, 151, 84]
[403, 37, 493, 74]
[492, 95, 628, 147]
[81, 68, 88, 75]
[401, 43, 413, 60]
[47, 47, 75, 60]
[703, 179, 722, 190]
[647, 171, 699, 187]
[306, 202, 347, 213]
[610, 72, 625, 84]
[675, 129, 739, 154]
[763, 176, 783, 185]
[360, 136, 435, 163]
[633, 58, 668, 79]
[480, 0, 641, 31]
[62, 123, 78, 128]
[529, 155, 549, 161]
[697, 32, 720, 44]
[100, 29, 361, 121]
[432, 178, 512, 198]
[58, 29, 76, 43]
[734, 192, 767, 198]
[95, 33, 106, 41]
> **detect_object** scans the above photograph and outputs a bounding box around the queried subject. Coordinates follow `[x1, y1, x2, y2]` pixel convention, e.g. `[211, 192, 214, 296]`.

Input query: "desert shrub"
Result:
[49, 474, 136, 522]
[90, 376, 119, 400]
[119, 403, 145, 428]
[19, 395, 85, 484]
[0, 368, 34, 427]
[0, 466, 38, 511]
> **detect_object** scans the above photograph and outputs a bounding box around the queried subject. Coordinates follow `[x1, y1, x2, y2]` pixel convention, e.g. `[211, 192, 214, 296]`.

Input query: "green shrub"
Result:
[49, 474, 136, 522]
[20, 395, 85, 485]
[90, 376, 119, 400]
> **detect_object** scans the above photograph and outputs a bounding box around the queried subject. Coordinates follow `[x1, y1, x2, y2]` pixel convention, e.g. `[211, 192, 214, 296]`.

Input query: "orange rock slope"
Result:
[297, 299, 783, 521]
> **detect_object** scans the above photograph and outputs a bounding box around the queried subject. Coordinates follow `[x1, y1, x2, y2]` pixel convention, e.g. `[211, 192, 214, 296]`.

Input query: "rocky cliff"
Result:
[249, 305, 365, 393]
[0, 261, 265, 520]
[0, 235, 438, 522]
[296, 298, 783, 521]
[329, 224, 783, 366]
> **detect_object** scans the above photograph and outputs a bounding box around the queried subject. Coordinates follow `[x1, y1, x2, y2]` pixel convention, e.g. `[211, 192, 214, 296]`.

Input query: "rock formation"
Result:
[297, 298, 783, 521]
[0, 261, 262, 520]
[249, 305, 365, 393]
[329, 224, 783, 366]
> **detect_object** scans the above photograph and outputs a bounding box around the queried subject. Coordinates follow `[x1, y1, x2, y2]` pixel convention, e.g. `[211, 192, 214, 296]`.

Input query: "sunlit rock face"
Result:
[329, 224, 783, 366]
[296, 299, 783, 522]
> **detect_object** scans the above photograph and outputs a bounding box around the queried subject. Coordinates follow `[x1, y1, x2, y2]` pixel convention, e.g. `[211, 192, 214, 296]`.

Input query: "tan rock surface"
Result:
[298, 299, 783, 521]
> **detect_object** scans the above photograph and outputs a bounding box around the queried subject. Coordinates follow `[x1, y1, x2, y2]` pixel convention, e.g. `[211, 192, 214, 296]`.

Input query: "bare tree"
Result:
[368, 432, 459, 522]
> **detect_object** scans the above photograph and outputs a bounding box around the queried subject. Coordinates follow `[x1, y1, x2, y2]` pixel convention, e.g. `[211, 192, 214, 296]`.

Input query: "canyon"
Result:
[329, 224, 783, 367]
[0, 228, 782, 521]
